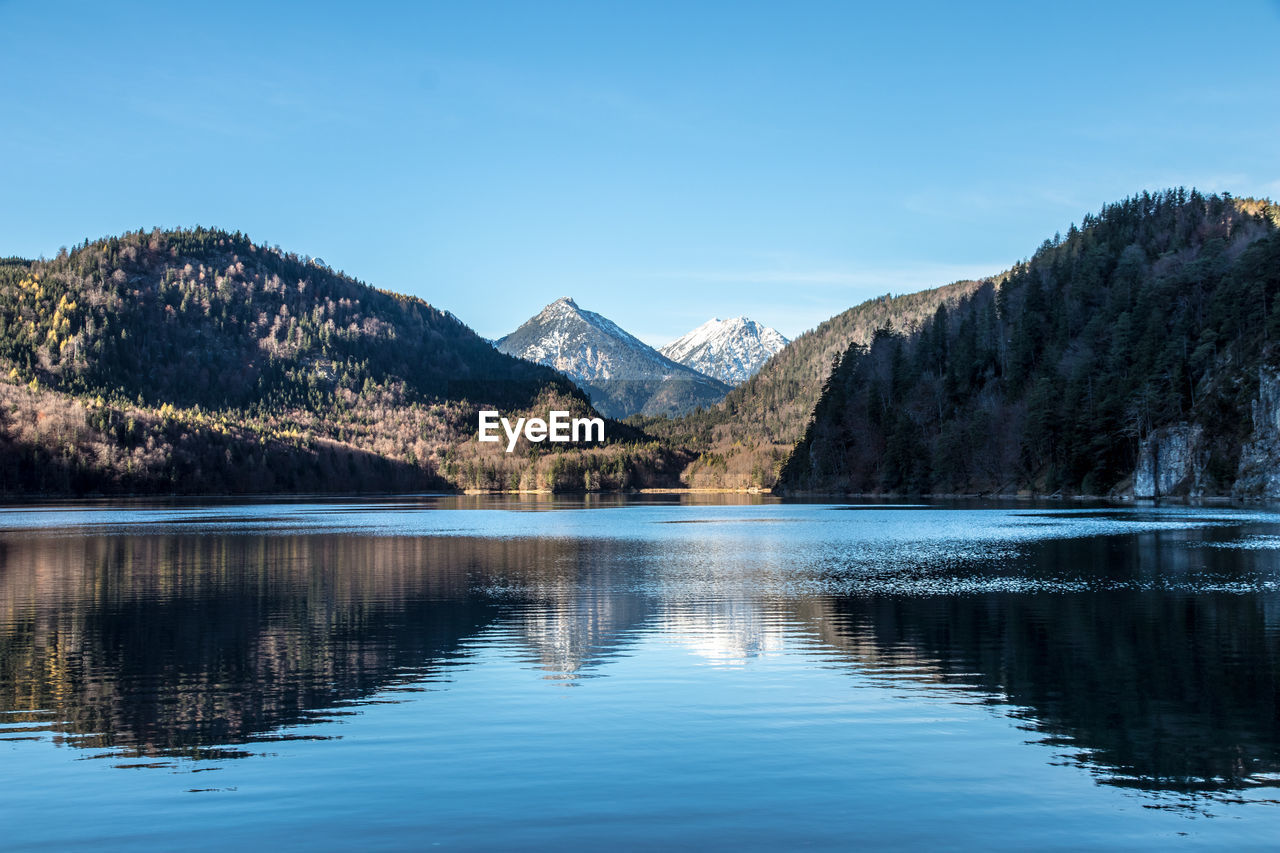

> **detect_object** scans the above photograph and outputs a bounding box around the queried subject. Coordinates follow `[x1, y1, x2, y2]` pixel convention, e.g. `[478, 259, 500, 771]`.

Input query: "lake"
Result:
[2, 496, 1280, 849]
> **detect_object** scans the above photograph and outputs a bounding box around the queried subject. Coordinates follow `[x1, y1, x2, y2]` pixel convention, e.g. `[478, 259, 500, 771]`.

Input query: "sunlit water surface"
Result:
[3, 496, 1280, 849]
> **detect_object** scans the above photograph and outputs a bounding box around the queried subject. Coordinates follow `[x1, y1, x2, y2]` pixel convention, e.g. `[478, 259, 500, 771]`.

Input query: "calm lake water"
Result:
[3, 496, 1280, 850]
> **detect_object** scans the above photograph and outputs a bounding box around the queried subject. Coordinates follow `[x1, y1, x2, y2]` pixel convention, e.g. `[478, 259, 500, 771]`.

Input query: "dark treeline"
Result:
[781, 190, 1280, 495]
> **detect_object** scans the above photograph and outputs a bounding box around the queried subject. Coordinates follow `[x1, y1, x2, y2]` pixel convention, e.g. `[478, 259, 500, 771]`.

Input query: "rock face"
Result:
[496, 297, 731, 419]
[659, 317, 789, 385]
[1133, 424, 1205, 498]
[1234, 366, 1280, 500]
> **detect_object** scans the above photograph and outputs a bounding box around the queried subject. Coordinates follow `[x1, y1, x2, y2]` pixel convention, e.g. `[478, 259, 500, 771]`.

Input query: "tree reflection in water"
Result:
[0, 518, 1278, 801]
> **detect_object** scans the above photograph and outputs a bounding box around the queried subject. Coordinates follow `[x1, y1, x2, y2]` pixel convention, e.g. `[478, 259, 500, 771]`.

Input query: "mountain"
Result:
[779, 190, 1280, 498]
[659, 316, 788, 384]
[496, 297, 731, 418]
[631, 279, 985, 489]
[0, 229, 579, 413]
[0, 228, 683, 494]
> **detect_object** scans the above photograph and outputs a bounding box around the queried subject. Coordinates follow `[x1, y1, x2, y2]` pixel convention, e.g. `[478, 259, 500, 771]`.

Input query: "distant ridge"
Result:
[496, 297, 731, 418]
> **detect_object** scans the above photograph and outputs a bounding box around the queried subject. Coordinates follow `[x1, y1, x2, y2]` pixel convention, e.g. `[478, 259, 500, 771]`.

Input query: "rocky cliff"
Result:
[1234, 366, 1280, 500]
[1133, 424, 1205, 498]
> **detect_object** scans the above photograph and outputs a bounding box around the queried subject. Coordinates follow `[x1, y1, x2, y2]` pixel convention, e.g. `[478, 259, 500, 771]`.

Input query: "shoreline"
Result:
[0, 486, 1259, 506]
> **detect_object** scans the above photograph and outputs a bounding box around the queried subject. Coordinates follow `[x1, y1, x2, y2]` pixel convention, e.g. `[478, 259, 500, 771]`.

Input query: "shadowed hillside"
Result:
[780, 190, 1280, 497]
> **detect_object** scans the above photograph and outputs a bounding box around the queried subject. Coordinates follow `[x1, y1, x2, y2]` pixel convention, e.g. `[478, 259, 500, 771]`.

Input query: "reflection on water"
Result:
[2, 499, 1280, 845]
[802, 587, 1280, 794]
[0, 535, 502, 757]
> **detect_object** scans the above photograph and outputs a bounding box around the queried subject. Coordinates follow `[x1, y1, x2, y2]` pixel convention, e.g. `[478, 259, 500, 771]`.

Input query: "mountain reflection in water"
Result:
[1, 500, 1279, 807]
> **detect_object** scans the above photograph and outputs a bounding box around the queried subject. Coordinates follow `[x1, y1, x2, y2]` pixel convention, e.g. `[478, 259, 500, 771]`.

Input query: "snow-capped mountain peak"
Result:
[495, 298, 731, 418]
[659, 317, 789, 384]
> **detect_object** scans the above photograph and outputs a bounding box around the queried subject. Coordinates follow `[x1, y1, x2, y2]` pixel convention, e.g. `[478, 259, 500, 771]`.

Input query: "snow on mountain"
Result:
[659, 316, 789, 384]
[496, 297, 731, 418]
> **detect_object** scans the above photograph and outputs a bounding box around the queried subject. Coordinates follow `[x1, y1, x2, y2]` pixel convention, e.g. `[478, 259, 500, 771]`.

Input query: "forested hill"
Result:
[780, 190, 1280, 497]
[714, 278, 985, 444]
[0, 227, 576, 410]
[0, 228, 685, 494]
[632, 278, 984, 489]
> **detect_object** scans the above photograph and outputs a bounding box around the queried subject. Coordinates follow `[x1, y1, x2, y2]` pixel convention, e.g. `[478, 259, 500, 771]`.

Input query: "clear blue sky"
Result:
[3, 1, 1278, 345]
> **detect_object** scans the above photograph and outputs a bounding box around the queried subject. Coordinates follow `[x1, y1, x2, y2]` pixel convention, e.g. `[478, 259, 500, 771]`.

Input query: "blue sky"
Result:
[3, 1, 1278, 345]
